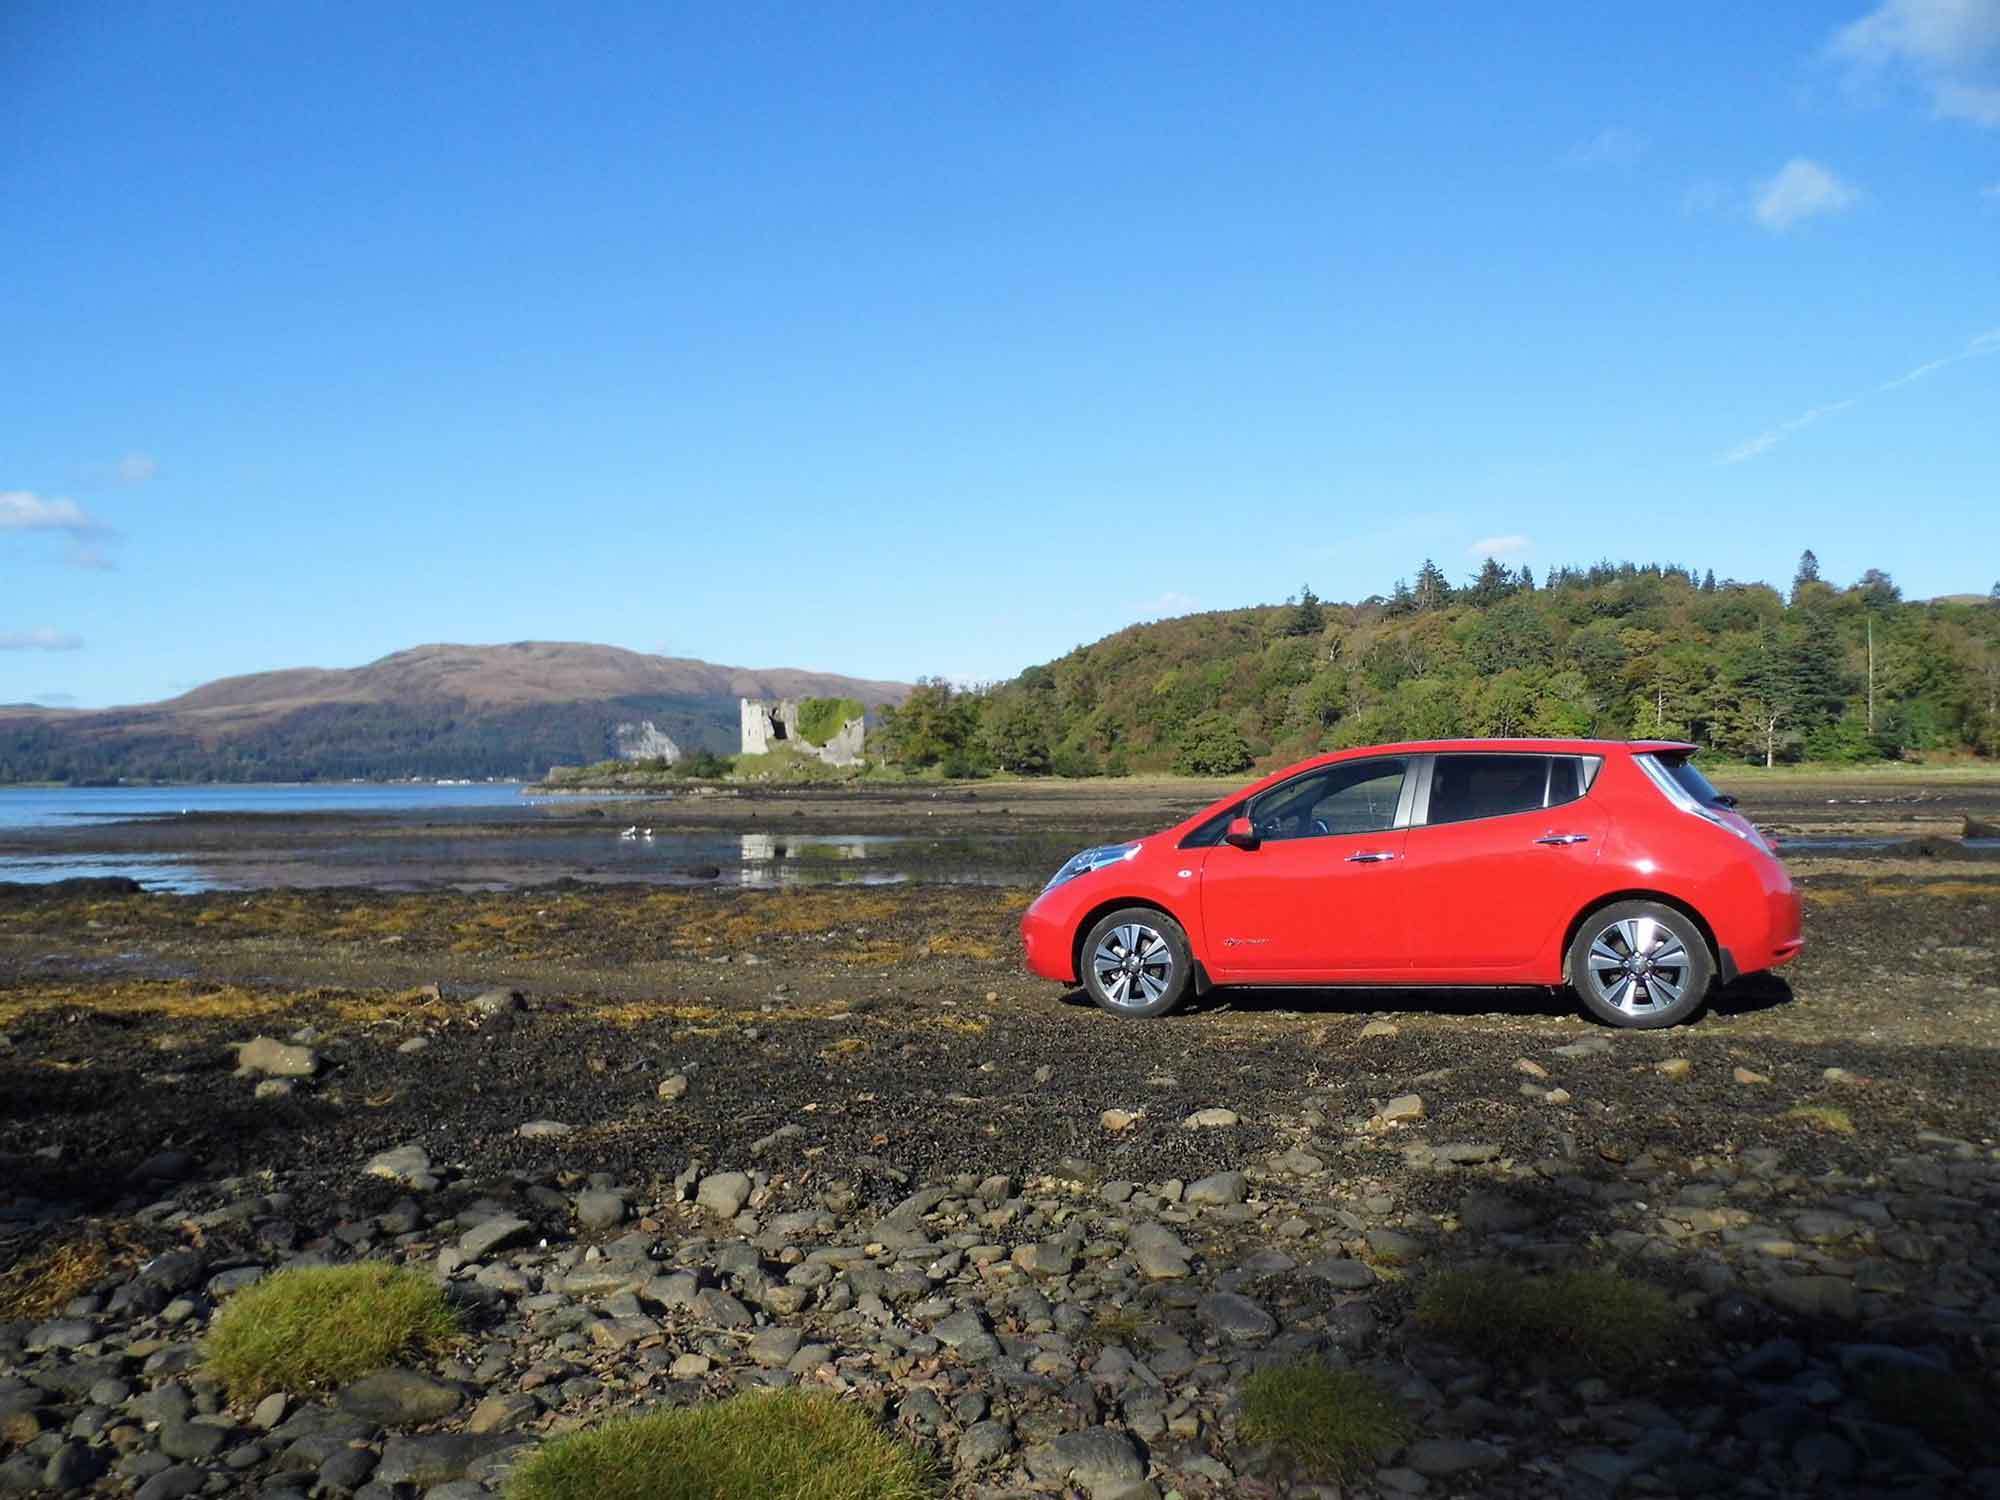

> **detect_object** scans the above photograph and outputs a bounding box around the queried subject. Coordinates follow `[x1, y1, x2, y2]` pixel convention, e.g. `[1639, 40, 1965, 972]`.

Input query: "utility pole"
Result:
[1867, 617, 1875, 735]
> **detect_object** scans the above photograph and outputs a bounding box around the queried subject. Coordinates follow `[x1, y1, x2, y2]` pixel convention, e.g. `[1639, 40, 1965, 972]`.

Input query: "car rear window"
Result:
[1427, 754, 1573, 825]
[1652, 752, 1727, 806]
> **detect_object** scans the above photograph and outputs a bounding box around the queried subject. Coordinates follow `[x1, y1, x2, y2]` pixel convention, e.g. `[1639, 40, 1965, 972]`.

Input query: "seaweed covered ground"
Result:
[1, 774, 1997, 1498]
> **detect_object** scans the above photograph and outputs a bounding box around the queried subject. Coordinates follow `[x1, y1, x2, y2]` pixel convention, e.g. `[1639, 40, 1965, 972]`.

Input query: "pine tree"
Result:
[1413, 558, 1451, 612]
[1518, 564, 1536, 591]
[1701, 569, 1716, 593]
[1792, 549, 1822, 599]
[1282, 584, 1325, 637]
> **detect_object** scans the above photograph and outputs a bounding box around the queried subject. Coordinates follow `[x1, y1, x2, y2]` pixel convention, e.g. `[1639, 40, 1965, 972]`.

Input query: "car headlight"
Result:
[1043, 842, 1140, 892]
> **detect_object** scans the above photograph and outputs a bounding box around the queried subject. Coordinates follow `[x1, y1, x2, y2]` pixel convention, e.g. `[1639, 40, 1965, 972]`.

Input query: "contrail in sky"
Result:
[1719, 327, 2000, 464]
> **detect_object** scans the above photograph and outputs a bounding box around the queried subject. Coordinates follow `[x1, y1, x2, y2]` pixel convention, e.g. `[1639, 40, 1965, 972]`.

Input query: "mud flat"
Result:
[1, 774, 1998, 1497]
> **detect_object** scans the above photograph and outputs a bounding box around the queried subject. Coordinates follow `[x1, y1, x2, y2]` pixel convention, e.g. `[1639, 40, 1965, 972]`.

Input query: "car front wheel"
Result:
[1080, 907, 1192, 1019]
[1567, 900, 1714, 1029]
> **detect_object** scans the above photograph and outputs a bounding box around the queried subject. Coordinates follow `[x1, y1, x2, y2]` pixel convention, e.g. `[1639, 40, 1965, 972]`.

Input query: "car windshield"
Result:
[1653, 752, 1727, 806]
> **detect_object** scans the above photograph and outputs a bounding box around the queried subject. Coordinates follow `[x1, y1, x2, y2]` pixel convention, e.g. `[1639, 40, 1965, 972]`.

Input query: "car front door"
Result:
[1197, 756, 1415, 979]
[1401, 753, 1606, 979]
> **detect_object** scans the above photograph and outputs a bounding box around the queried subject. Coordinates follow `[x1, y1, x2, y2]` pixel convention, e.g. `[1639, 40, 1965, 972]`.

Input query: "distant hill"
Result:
[0, 643, 911, 783]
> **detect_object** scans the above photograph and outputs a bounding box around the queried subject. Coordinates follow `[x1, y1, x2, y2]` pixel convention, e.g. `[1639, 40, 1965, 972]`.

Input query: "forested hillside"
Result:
[876, 557, 2000, 776]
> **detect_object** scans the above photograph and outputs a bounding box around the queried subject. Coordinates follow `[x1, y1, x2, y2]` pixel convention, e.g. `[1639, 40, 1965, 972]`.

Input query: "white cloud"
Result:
[1132, 591, 1199, 619]
[1754, 158, 1861, 230]
[1468, 535, 1531, 558]
[0, 491, 100, 533]
[1831, 0, 2000, 125]
[1, 489, 117, 568]
[0, 627, 84, 652]
[28, 692, 78, 707]
[1720, 327, 2000, 462]
[115, 453, 157, 484]
[1565, 127, 1648, 168]
[1983, 181, 2000, 196]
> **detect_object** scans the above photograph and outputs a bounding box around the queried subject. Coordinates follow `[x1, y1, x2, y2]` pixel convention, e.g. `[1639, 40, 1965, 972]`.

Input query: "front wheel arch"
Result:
[1068, 896, 1193, 990]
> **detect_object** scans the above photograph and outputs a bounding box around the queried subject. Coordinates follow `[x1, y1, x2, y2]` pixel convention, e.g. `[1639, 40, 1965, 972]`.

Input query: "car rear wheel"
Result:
[1080, 907, 1192, 1019]
[1567, 900, 1713, 1029]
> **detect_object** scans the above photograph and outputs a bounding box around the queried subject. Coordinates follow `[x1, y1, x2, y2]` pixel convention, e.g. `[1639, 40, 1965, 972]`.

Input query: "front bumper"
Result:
[1020, 899, 1078, 984]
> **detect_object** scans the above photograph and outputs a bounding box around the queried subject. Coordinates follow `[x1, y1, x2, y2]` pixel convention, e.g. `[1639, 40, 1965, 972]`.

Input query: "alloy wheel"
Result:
[1583, 915, 1690, 1017]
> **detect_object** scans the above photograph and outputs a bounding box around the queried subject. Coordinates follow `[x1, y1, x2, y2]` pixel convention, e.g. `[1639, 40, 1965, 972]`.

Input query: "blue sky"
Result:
[4, 1, 1997, 708]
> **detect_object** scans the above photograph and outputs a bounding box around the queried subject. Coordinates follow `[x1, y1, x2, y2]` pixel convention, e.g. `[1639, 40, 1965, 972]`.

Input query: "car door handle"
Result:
[1534, 832, 1591, 846]
[1346, 851, 1398, 863]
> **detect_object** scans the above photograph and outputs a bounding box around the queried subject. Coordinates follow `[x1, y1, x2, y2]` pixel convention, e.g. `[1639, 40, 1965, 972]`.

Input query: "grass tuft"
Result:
[1414, 1266, 1686, 1381]
[1237, 1362, 1412, 1482]
[1783, 1104, 1856, 1135]
[203, 1262, 459, 1402]
[1861, 1365, 1996, 1462]
[504, 1389, 937, 1500]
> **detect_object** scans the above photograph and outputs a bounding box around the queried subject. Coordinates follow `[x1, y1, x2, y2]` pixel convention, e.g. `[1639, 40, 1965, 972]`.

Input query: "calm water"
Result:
[0, 782, 538, 830]
[0, 784, 1057, 892]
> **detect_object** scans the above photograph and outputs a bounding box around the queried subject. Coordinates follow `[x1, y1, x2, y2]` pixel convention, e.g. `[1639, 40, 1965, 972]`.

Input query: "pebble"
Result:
[1377, 1093, 1425, 1123]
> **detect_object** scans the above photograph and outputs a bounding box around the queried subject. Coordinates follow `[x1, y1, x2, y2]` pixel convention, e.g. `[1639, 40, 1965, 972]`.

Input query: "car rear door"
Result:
[1400, 753, 1606, 979]
[1197, 755, 1415, 980]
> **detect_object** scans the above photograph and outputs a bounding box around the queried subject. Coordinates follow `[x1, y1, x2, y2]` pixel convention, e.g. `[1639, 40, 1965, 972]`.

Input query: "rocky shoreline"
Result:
[5, 985, 1999, 1498]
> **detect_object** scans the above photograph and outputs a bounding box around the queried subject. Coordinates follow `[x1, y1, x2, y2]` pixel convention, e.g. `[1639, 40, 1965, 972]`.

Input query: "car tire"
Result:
[1080, 907, 1192, 1019]
[1567, 900, 1714, 1029]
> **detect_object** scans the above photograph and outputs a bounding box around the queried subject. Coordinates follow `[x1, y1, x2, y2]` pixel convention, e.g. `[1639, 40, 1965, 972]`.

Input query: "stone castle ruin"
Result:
[740, 697, 867, 767]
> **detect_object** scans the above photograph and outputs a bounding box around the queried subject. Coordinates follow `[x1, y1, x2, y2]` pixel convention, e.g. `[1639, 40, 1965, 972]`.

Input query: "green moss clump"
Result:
[795, 697, 863, 748]
[1414, 1266, 1686, 1380]
[505, 1390, 936, 1500]
[1237, 1363, 1412, 1481]
[203, 1263, 458, 1402]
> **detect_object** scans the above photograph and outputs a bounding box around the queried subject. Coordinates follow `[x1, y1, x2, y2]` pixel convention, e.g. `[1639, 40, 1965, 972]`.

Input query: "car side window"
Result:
[1249, 758, 1407, 841]
[1425, 754, 1553, 825]
[1548, 756, 1582, 806]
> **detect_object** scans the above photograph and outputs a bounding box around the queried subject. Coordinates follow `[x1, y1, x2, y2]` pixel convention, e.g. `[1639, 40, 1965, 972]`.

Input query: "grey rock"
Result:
[471, 988, 523, 1017]
[338, 1368, 464, 1425]
[931, 1309, 990, 1348]
[1183, 1171, 1248, 1206]
[574, 1191, 626, 1230]
[1304, 1256, 1376, 1289]
[134, 1467, 207, 1500]
[1406, 1438, 1504, 1476]
[1378, 1093, 1425, 1123]
[238, 1036, 321, 1077]
[1766, 1275, 1859, 1322]
[459, 1215, 535, 1258]
[515, 1119, 573, 1139]
[1364, 1229, 1422, 1264]
[957, 1419, 1015, 1469]
[657, 1073, 689, 1100]
[158, 1415, 233, 1460]
[465, 1393, 540, 1436]
[1433, 1142, 1502, 1165]
[374, 1434, 522, 1488]
[316, 1445, 378, 1492]
[42, 1440, 103, 1493]
[1197, 1291, 1276, 1343]
[28, 1318, 97, 1350]
[1028, 1426, 1147, 1495]
[364, 1145, 434, 1187]
[748, 1327, 804, 1368]
[696, 1171, 752, 1218]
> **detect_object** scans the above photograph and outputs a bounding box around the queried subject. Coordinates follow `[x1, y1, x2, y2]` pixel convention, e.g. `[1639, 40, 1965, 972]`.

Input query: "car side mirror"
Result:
[1223, 816, 1258, 850]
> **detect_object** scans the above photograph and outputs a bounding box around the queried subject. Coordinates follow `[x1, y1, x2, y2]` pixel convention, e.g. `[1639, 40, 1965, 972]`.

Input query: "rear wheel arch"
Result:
[1560, 890, 1719, 983]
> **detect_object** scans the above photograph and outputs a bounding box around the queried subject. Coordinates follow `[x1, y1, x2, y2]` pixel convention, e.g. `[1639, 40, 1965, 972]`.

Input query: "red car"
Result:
[1021, 740, 1802, 1029]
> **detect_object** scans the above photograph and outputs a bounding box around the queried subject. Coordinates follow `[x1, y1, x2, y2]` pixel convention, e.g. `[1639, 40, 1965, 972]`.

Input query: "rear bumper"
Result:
[1725, 887, 1804, 980]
